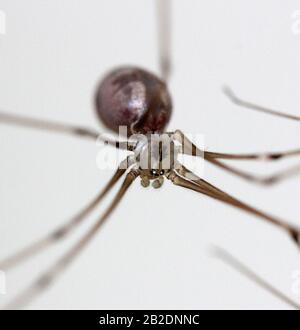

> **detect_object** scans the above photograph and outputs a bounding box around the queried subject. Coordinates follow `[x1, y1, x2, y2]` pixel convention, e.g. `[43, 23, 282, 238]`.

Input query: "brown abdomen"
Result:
[94, 66, 172, 135]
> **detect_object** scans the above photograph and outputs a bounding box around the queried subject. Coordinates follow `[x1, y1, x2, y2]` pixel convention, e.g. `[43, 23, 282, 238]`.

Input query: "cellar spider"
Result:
[1, 0, 300, 309]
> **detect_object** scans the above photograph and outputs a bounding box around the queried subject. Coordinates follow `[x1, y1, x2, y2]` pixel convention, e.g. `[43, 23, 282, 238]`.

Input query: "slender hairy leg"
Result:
[175, 129, 300, 161]
[0, 158, 130, 271]
[204, 158, 300, 186]
[174, 130, 300, 185]
[204, 149, 300, 161]
[156, 0, 172, 82]
[0, 111, 130, 149]
[223, 86, 300, 121]
[210, 245, 300, 309]
[166, 167, 300, 246]
[4, 169, 140, 310]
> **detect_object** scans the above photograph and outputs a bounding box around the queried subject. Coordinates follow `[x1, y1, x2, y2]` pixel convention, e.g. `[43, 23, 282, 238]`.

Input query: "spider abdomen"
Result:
[95, 66, 172, 135]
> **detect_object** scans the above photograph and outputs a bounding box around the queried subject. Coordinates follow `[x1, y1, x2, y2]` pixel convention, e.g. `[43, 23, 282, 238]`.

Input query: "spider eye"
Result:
[150, 169, 158, 176]
[160, 170, 165, 175]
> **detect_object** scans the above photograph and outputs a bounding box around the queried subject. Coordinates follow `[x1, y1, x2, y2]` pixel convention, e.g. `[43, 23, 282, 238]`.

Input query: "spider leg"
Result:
[166, 166, 300, 247]
[175, 129, 300, 161]
[0, 111, 129, 149]
[205, 158, 300, 186]
[210, 245, 300, 310]
[174, 130, 300, 185]
[156, 0, 172, 81]
[0, 158, 130, 271]
[3, 169, 140, 310]
[204, 149, 300, 161]
[223, 86, 300, 122]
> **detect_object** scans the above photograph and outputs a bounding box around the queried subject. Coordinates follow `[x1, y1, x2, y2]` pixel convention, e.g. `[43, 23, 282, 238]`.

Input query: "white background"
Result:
[1, 0, 300, 310]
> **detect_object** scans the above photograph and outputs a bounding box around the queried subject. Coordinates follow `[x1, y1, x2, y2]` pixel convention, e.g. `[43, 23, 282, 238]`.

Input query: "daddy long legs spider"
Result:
[1, 0, 300, 309]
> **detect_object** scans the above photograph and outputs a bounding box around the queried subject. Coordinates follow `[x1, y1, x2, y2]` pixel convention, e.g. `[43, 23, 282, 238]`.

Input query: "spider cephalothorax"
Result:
[131, 133, 180, 188]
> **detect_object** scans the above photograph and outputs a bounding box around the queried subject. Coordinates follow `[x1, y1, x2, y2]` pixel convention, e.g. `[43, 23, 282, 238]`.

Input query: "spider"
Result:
[1, 0, 300, 309]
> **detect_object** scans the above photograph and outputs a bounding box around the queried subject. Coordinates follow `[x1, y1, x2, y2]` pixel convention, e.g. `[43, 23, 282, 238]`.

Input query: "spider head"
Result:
[139, 168, 166, 189]
[149, 168, 165, 178]
[134, 133, 179, 188]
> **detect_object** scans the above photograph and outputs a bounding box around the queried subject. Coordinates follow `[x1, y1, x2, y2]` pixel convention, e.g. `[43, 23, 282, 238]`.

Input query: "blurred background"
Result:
[1, 0, 300, 309]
